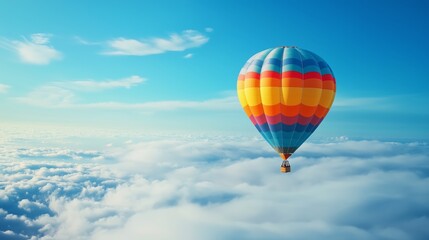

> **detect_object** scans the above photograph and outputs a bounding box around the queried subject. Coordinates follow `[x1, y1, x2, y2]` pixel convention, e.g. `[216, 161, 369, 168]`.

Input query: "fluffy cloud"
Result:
[1, 33, 62, 65]
[103, 30, 209, 56]
[1, 137, 428, 240]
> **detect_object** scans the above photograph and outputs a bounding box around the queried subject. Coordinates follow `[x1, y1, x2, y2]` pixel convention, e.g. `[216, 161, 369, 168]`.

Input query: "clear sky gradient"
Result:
[0, 0, 428, 140]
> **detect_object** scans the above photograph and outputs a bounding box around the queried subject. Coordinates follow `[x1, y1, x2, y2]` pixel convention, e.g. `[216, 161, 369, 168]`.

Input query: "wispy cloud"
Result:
[74, 36, 102, 46]
[15, 86, 75, 107]
[184, 53, 193, 59]
[103, 30, 209, 56]
[0, 84, 10, 93]
[0, 33, 62, 65]
[57, 75, 145, 91]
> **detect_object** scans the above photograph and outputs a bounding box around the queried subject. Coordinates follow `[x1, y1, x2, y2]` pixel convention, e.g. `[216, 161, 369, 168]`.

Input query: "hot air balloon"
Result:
[237, 46, 336, 173]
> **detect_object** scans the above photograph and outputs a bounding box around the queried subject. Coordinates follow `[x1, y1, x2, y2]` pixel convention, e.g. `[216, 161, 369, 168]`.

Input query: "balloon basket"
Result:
[280, 160, 291, 173]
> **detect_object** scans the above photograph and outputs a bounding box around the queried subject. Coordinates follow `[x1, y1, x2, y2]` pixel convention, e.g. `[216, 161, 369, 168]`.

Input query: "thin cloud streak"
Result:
[103, 30, 209, 56]
[56, 75, 146, 91]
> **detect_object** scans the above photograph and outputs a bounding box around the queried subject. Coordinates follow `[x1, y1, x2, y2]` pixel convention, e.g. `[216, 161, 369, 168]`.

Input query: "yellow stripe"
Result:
[281, 87, 302, 105]
[237, 89, 248, 107]
[301, 88, 322, 106]
[237, 80, 244, 89]
[261, 87, 281, 105]
[319, 89, 335, 108]
[244, 87, 261, 106]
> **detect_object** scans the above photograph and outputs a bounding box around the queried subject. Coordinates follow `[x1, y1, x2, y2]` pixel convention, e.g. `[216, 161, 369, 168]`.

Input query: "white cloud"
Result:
[184, 53, 193, 58]
[0, 137, 428, 239]
[1, 33, 62, 64]
[103, 30, 209, 56]
[0, 83, 10, 93]
[58, 75, 145, 91]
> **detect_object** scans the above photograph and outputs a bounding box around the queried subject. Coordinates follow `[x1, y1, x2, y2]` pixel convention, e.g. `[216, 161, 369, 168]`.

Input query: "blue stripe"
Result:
[303, 59, 317, 67]
[282, 64, 303, 72]
[318, 61, 328, 68]
[259, 131, 308, 149]
[283, 58, 301, 66]
[303, 65, 321, 73]
[265, 58, 282, 67]
[262, 64, 281, 72]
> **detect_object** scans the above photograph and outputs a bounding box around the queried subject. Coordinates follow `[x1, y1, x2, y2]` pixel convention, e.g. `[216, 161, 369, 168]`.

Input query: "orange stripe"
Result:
[238, 74, 245, 81]
[314, 106, 329, 118]
[282, 105, 301, 117]
[300, 105, 318, 117]
[323, 80, 336, 90]
[304, 79, 323, 88]
[282, 78, 303, 87]
[263, 104, 282, 116]
[244, 78, 260, 87]
[260, 78, 281, 87]
[248, 104, 265, 116]
[243, 106, 252, 117]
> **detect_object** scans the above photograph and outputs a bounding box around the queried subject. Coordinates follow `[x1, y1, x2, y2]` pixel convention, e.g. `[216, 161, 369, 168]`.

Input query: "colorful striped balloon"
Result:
[237, 46, 336, 171]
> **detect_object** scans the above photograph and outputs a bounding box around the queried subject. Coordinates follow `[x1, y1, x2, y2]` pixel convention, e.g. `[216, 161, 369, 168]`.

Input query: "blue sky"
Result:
[0, 0, 428, 139]
[0, 1, 429, 239]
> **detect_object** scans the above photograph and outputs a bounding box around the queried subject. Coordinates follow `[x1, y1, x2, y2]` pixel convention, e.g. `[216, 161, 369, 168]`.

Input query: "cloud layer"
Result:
[1, 136, 428, 240]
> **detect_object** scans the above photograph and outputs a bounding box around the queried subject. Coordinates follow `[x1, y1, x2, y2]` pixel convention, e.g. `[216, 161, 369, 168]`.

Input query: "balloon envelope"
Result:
[237, 46, 336, 160]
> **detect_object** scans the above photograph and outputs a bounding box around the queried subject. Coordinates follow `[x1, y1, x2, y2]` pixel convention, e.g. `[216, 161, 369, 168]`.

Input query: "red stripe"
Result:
[282, 71, 302, 79]
[246, 72, 260, 79]
[322, 74, 335, 81]
[304, 72, 322, 79]
[251, 114, 323, 126]
[249, 115, 257, 125]
[261, 71, 281, 79]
